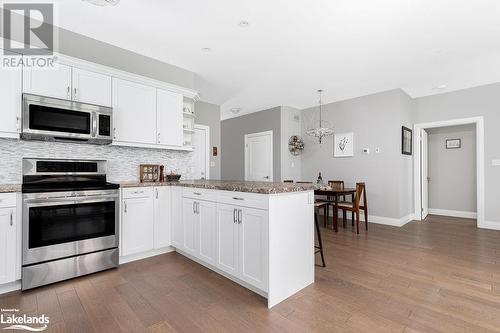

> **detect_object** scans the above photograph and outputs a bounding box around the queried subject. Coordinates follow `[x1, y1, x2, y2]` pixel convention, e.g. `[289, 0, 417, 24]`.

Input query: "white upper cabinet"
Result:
[153, 187, 172, 249]
[72, 67, 112, 107]
[112, 78, 157, 145]
[156, 89, 183, 147]
[0, 51, 22, 137]
[23, 61, 72, 100]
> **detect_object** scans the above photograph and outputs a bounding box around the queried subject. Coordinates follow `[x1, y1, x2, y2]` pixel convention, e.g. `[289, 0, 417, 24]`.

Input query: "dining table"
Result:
[314, 185, 357, 232]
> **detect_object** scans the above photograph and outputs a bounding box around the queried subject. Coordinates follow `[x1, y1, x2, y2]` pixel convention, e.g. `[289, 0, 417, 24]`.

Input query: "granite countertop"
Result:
[0, 184, 22, 193]
[120, 180, 315, 194]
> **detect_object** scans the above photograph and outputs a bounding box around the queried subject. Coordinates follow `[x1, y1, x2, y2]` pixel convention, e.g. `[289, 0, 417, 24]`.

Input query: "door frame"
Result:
[194, 124, 210, 180]
[244, 130, 273, 182]
[413, 116, 484, 227]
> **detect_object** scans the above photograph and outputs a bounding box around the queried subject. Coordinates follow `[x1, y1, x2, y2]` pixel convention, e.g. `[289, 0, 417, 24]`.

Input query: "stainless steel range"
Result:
[21, 158, 120, 290]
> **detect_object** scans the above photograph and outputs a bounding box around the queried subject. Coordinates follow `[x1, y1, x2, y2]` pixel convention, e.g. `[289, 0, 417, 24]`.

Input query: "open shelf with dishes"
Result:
[182, 98, 195, 147]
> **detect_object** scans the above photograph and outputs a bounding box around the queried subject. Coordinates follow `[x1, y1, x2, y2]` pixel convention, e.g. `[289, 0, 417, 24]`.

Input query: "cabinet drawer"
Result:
[217, 191, 268, 210]
[182, 188, 218, 201]
[0, 193, 16, 208]
[122, 187, 153, 199]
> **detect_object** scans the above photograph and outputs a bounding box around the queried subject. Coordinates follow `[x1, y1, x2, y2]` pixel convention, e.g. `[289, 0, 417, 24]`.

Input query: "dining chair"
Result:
[313, 202, 327, 267]
[336, 182, 368, 234]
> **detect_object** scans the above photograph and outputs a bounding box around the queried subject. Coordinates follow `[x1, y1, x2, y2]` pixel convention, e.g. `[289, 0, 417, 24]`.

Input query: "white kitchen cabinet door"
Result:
[0, 51, 22, 137]
[216, 204, 239, 277]
[239, 207, 268, 291]
[0, 208, 16, 284]
[122, 197, 154, 256]
[23, 61, 72, 100]
[157, 89, 183, 147]
[182, 198, 198, 256]
[153, 187, 171, 249]
[72, 67, 112, 107]
[171, 187, 184, 249]
[112, 78, 156, 145]
[197, 200, 217, 266]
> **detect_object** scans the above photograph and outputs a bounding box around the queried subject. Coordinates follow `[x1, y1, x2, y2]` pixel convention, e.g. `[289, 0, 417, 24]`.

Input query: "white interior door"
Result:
[192, 125, 210, 180]
[421, 129, 429, 220]
[245, 131, 273, 182]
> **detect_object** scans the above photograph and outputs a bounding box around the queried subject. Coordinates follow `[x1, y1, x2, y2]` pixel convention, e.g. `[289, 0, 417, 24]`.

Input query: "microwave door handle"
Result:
[91, 112, 98, 137]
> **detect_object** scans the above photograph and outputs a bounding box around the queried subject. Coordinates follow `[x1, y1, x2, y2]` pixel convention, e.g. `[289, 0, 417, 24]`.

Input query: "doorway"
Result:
[244, 130, 273, 182]
[192, 124, 210, 180]
[413, 117, 484, 227]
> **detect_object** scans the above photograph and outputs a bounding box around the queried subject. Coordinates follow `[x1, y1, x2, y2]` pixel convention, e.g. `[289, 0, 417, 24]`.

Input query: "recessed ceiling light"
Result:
[201, 47, 211, 52]
[432, 84, 447, 90]
[230, 108, 241, 114]
[239, 21, 249, 28]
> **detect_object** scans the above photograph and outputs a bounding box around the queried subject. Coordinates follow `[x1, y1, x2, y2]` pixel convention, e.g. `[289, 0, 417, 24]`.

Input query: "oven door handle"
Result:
[24, 196, 118, 206]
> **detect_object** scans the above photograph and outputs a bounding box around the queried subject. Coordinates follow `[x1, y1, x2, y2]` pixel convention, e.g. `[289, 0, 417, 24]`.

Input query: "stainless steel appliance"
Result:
[22, 158, 120, 290]
[21, 94, 113, 144]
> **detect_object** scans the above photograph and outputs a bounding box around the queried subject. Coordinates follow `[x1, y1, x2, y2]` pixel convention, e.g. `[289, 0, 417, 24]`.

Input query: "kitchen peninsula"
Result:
[120, 180, 315, 308]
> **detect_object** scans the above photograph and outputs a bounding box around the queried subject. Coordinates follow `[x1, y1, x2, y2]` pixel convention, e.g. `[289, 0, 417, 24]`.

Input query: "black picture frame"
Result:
[446, 139, 462, 149]
[402, 126, 412, 155]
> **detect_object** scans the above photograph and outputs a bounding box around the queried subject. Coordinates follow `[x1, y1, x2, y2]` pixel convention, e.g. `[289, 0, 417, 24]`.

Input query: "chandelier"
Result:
[306, 89, 334, 144]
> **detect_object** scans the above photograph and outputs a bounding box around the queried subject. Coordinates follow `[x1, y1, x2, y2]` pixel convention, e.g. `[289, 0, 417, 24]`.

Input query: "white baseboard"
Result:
[317, 209, 414, 227]
[119, 246, 175, 265]
[428, 209, 477, 219]
[478, 221, 500, 231]
[0, 280, 21, 295]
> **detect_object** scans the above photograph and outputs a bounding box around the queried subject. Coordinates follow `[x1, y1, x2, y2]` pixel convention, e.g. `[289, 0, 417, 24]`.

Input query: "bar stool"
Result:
[314, 202, 327, 267]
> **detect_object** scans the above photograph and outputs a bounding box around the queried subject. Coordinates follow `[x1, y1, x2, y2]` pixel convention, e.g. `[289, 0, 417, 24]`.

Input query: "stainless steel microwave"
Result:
[21, 93, 113, 145]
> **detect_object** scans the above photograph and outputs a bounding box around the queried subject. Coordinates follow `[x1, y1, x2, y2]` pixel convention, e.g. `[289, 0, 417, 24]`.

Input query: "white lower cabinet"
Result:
[180, 194, 268, 292]
[122, 186, 172, 258]
[171, 187, 184, 249]
[0, 195, 18, 285]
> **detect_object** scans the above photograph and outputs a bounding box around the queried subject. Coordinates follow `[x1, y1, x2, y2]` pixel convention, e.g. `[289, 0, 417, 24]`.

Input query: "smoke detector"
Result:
[84, 0, 120, 6]
[230, 108, 241, 114]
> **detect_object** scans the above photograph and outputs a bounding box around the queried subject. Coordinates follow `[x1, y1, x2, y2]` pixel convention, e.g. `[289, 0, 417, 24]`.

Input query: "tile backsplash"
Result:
[0, 138, 195, 184]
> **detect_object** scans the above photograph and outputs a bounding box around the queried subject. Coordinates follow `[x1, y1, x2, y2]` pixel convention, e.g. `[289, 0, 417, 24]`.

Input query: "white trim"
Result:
[194, 124, 211, 180]
[428, 209, 477, 219]
[0, 280, 21, 295]
[413, 116, 484, 228]
[318, 210, 415, 227]
[478, 221, 500, 231]
[112, 141, 193, 151]
[54, 53, 200, 100]
[119, 246, 175, 265]
[244, 130, 274, 182]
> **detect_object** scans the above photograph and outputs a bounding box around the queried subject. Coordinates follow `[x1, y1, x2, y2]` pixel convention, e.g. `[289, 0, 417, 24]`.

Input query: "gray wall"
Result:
[221, 107, 281, 181]
[195, 101, 221, 179]
[427, 125, 476, 213]
[301, 89, 414, 220]
[414, 83, 500, 223]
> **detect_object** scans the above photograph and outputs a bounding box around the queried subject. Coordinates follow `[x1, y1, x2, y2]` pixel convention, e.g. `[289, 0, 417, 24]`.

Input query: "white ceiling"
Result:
[50, 0, 500, 119]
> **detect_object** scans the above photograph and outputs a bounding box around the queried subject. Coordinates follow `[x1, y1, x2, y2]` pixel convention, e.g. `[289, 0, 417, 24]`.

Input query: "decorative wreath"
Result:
[288, 135, 304, 156]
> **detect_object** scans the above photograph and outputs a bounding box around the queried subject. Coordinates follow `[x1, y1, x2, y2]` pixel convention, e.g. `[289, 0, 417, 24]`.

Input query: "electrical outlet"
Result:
[375, 147, 381, 154]
[362, 148, 370, 154]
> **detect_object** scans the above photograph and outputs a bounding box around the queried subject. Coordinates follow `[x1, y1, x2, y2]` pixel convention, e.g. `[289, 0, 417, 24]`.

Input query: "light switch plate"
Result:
[362, 148, 370, 154]
[210, 161, 216, 167]
[375, 148, 381, 154]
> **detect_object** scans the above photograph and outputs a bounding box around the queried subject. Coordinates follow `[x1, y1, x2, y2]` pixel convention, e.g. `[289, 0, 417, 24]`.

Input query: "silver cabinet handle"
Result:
[9, 210, 13, 226]
[193, 192, 202, 196]
[238, 209, 242, 224]
[233, 208, 237, 223]
[113, 128, 117, 140]
[132, 190, 144, 195]
[158, 133, 161, 144]
[155, 188, 159, 199]
[73, 87, 78, 101]
[232, 197, 244, 201]
[124, 202, 127, 213]
[16, 116, 20, 132]
[66, 86, 70, 99]
[193, 201, 196, 214]
[196, 202, 200, 214]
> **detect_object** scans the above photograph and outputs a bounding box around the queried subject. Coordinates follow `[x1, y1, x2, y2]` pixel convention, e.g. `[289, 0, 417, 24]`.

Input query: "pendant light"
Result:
[306, 89, 334, 144]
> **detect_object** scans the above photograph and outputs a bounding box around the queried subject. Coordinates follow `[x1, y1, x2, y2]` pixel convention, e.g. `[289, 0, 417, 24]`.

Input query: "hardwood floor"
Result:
[2, 215, 500, 332]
